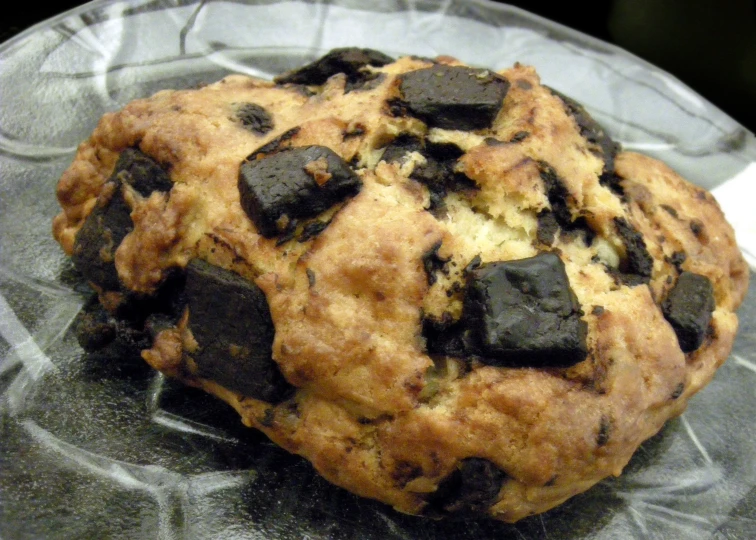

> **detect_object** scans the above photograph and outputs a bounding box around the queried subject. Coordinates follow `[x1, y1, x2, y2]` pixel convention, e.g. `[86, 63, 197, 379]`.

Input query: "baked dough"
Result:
[53, 49, 749, 522]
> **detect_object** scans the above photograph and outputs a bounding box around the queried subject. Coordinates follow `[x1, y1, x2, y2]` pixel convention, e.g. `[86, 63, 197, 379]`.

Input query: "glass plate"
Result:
[1, 1, 755, 538]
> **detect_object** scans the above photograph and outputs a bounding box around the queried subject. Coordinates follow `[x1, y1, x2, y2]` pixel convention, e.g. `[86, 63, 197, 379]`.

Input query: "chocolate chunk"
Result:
[662, 271, 715, 353]
[73, 294, 159, 357]
[665, 251, 687, 272]
[538, 163, 573, 229]
[184, 259, 294, 402]
[597, 416, 612, 447]
[381, 136, 474, 211]
[236, 103, 274, 135]
[114, 148, 172, 196]
[422, 241, 451, 285]
[113, 267, 187, 326]
[509, 131, 530, 143]
[72, 149, 172, 290]
[548, 87, 620, 176]
[661, 204, 679, 219]
[342, 124, 366, 140]
[72, 181, 132, 291]
[536, 211, 560, 246]
[614, 217, 653, 283]
[247, 127, 300, 160]
[380, 134, 424, 164]
[422, 316, 468, 359]
[74, 297, 118, 352]
[537, 163, 596, 246]
[462, 252, 588, 368]
[260, 408, 275, 427]
[465, 254, 483, 273]
[275, 47, 394, 86]
[599, 171, 625, 197]
[426, 458, 506, 514]
[397, 65, 510, 130]
[298, 219, 331, 242]
[516, 80, 532, 90]
[238, 145, 362, 238]
[412, 143, 473, 210]
[345, 72, 386, 93]
[690, 219, 705, 238]
[671, 382, 685, 399]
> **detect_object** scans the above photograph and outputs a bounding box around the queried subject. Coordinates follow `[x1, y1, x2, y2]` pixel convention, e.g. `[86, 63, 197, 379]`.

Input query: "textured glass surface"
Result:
[1, 1, 755, 538]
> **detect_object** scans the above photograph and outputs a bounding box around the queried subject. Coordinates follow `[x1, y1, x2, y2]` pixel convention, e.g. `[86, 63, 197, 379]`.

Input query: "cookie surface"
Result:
[53, 48, 749, 523]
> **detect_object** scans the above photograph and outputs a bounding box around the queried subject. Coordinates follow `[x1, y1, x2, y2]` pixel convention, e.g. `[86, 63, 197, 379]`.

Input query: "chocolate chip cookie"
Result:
[53, 48, 749, 523]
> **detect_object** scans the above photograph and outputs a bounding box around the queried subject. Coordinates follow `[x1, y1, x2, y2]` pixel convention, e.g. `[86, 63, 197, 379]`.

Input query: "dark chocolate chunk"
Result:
[462, 252, 588, 368]
[247, 127, 300, 160]
[74, 297, 118, 352]
[661, 204, 679, 219]
[386, 97, 408, 118]
[73, 294, 159, 357]
[238, 145, 362, 237]
[72, 181, 132, 291]
[380, 134, 424, 164]
[539, 163, 573, 229]
[483, 137, 506, 146]
[143, 312, 179, 340]
[116, 267, 187, 326]
[509, 130, 530, 143]
[274, 47, 394, 86]
[665, 251, 687, 272]
[426, 458, 506, 514]
[599, 171, 625, 197]
[661, 271, 715, 353]
[260, 408, 275, 427]
[392, 461, 424, 488]
[422, 316, 468, 359]
[298, 219, 331, 242]
[465, 254, 482, 274]
[344, 71, 386, 93]
[671, 382, 685, 399]
[383, 137, 474, 211]
[614, 217, 653, 283]
[306, 268, 316, 288]
[72, 149, 173, 290]
[412, 145, 473, 210]
[274, 218, 300, 246]
[536, 211, 560, 246]
[689, 219, 705, 238]
[537, 163, 597, 246]
[382, 136, 474, 211]
[184, 259, 294, 402]
[114, 148, 173, 196]
[422, 241, 450, 285]
[516, 80, 532, 90]
[235, 103, 274, 135]
[597, 416, 612, 447]
[396, 65, 510, 130]
[343, 124, 366, 139]
[591, 305, 605, 316]
[548, 87, 620, 177]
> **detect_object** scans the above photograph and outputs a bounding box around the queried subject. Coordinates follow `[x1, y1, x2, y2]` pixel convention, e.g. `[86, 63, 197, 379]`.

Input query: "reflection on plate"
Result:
[1, 1, 755, 538]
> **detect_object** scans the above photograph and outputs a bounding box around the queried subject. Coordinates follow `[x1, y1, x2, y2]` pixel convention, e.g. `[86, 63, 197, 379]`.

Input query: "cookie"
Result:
[53, 48, 749, 523]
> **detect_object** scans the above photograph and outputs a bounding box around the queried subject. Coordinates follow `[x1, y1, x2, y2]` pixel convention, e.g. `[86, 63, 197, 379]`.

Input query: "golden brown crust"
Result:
[55, 54, 748, 523]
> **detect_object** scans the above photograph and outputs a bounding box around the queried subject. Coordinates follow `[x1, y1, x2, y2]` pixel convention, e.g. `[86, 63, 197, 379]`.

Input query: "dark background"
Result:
[2, 0, 754, 133]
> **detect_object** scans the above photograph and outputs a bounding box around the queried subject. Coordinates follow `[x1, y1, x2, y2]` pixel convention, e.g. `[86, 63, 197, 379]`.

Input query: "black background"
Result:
[2, 1, 754, 133]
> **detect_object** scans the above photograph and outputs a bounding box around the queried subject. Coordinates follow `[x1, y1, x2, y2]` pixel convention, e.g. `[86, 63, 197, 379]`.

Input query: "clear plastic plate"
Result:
[1, 1, 755, 538]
